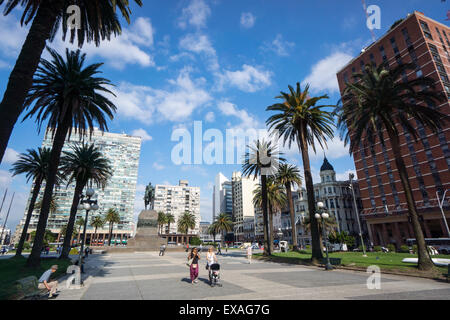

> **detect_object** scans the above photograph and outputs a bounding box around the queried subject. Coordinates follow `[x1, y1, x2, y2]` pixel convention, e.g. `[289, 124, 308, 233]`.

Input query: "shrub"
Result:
[374, 246, 382, 252]
[399, 245, 410, 253]
[23, 242, 31, 250]
[412, 245, 418, 253]
[189, 237, 201, 246]
[69, 248, 79, 255]
[298, 250, 308, 254]
[387, 244, 396, 252]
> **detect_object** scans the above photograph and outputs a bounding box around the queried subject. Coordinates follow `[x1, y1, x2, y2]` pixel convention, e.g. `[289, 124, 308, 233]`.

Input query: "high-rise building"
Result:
[152, 180, 200, 235]
[212, 173, 232, 221]
[336, 11, 450, 247]
[232, 171, 259, 242]
[14, 128, 141, 245]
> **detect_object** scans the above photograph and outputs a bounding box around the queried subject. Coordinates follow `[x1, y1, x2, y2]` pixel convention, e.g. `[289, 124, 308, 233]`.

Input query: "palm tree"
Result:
[266, 83, 335, 262]
[10, 147, 52, 256]
[253, 178, 287, 253]
[208, 224, 218, 244]
[35, 195, 58, 214]
[276, 163, 302, 250]
[75, 217, 85, 246]
[165, 213, 175, 234]
[157, 211, 167, 235]
[303, 215, 338, 238]
[58, 142, 112, 259]
[177, 211, 196, 243]
[212, 213, 233, 246]
[0, 0, 143, 164]
[335, 62, 447, 271]
[242, 139, 284, 256]
[23, 48, 117, 267]
[105, 208, 120, 246]
[59, 224, 77, 245]
[90, 215, 105, 246]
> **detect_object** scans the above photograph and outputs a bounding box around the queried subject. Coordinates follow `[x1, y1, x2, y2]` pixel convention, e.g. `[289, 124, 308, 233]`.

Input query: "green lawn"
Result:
[0, 256, 72, 300]
[254, 250, 449, 277]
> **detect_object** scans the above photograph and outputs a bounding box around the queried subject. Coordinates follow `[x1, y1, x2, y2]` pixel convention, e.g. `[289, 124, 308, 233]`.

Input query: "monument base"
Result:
[125, 210, 167, 251]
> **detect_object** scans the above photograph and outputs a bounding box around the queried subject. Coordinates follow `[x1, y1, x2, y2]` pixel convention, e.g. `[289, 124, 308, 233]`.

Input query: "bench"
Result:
[14, 276, 48, 300]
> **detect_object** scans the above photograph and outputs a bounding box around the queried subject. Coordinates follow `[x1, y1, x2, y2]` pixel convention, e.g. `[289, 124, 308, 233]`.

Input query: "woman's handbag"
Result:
[186, 258, 193, 267]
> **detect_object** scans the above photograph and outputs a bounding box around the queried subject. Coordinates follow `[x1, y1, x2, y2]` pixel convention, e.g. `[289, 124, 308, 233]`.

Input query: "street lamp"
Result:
[436, 190, 450, 237]
[316, 202, 333, 270]
[349, 173, 367, 257]
[77, 188, 99, 282]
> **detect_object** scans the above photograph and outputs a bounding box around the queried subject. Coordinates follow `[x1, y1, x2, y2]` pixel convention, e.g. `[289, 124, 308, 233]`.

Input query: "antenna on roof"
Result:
[362, 0, 376, 42]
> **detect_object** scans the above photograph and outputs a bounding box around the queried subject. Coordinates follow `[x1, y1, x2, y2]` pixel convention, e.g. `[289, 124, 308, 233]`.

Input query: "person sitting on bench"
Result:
[38, 265, 59, 299]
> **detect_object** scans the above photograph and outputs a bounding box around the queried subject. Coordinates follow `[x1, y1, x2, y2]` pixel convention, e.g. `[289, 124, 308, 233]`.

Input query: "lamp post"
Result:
[315, 202, 333, 270]
[436, 190, 450, 237]
[77, 188, 99, 282]
[349, 173, 367, 257]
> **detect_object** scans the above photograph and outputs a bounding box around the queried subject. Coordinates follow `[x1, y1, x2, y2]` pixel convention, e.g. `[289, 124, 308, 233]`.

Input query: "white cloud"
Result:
[217, 64, 272, 92]
[240, 12, 256, 28]
[303, 51, 353, 93]
[131, 128, 153, 142]
[0, 60, 10, 69]
[262, 34, 295, 57]
[218, 101, 261, 130]
[128, 17, 155, 46]
[112, 68, 212, 123]
[178, 0, 211, 29]
[205, 111, 215, 123]
[1, 191, 28, 232]
[0, 14, 29, 59]
[0, 170, 14, 188]
[179, 33, 219, 70]
[336, 169, 358, 181]
[153, 162, 165, 170]
[3, 148, 20, 164]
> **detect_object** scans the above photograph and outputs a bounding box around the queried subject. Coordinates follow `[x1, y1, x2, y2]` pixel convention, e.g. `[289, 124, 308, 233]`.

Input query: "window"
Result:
[369, 53, 375, 64]
[419, 20, 433, 40]
[390, 37, 399, 54]
[416, 69, 423, 78]
[379, 45, 387, 62]
[402, 28, 412, 47]
[343, 72, 349, 83]
[360, 60, 365, 72]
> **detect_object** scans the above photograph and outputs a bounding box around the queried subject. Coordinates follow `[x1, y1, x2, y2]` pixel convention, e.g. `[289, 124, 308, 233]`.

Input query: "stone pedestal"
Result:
[126, 210, 167, 251]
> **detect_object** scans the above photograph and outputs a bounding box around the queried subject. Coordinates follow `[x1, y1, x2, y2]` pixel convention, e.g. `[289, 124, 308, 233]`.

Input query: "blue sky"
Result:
[0, 0, 447, 231]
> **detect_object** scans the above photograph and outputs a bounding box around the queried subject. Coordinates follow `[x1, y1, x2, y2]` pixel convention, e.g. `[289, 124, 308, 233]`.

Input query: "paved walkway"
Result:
[54, 251, 450, 300]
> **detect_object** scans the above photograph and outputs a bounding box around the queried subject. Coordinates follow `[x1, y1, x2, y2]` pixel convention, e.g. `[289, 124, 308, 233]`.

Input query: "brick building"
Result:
[336, 11, 450, 248]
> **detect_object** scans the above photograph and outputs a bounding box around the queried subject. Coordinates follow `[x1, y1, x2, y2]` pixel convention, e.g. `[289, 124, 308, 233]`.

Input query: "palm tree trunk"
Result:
[298, 126, 323, 262]
[387, 131, 434, 271]
[108, 223, 113, 246]
[27, 115, 72, 268]
[60, 180, 85, 259]
[269, 206, 274, 253]
[0, 0, 64, 163]
[15, 178, 42, 256]
[261, 175, 271, 256]
[285, 183, 298, 251]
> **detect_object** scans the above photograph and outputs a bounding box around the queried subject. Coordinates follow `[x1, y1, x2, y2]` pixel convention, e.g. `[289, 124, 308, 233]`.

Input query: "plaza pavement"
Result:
[54, 250, 450, 300]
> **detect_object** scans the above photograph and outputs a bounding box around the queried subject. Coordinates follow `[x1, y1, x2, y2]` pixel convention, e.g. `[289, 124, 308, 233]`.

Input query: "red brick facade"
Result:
[336, 11, 450, 248]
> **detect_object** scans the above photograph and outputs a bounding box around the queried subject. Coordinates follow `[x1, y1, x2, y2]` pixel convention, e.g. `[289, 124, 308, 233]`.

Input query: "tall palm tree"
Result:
[58, 142, 112, 259]
[208, 224, 218, 244]
[0, 0, 143, 164]
[253, 178, 287, 253]
[90, 215, 105, 246]
[242, 139, 284, 256]
[157, 211, 167, 235]
[211, 213, 233, 246]
[177, 211, 196, 243]
[23, 48, 117, 267]
[105, 208, 120, 246]
[303, 215, 338, 238]
[266, 83, 335, 262]
[165, 213, 175, 235]
[276, 163, 302, 250]
[35, 195, 58, 214]
[10, 147, 52, 256]
[59, 224, 77, 245]
[335, 62, 447, 271]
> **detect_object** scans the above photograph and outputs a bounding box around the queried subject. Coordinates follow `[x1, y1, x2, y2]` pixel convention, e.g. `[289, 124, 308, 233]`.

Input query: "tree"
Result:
[23, 47, 117, 268]
[211, 213, 233, 246]
[157, 211, 168, 235]
[208, 224, 218, 244]
[242, 139, 284, 256]
[90, 215, 105, 246]
[0, 0, 143, 164]
[303, 215, 338, 238]
[276, 163, 302, 250]
[59, 224, 78, 244]
[105, 208, 120, 246]
[10, 147, 52, 256]
[177, 211, 196, 243]
[35, 195, 58, 214]
[165, 213, 175, 234]
[266, 83, 335, 262]
[75, 217, 85, 246]
[335, 62, 447, 271]
[58, 142, 112, 259]
[253, 177, 287, 253]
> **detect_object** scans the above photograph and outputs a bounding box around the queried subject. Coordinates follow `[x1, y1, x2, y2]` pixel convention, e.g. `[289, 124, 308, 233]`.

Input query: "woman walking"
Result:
[188, 247, 200, 284]
[206, 246, 218, 270]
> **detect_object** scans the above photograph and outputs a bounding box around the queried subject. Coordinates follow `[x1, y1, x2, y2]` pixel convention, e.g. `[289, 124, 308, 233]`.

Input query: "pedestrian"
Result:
[206, 246, 218, 270]
[38, 265, 59, 299]
[85, 246, 89, 258]
[246, 244, 252, 264]
[225, 243, 228, 253]
[159, 244, 166, 256]
[46, 246, 50, 255]
[187, 247, 200, 284]
[217, 243, 222, 255]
